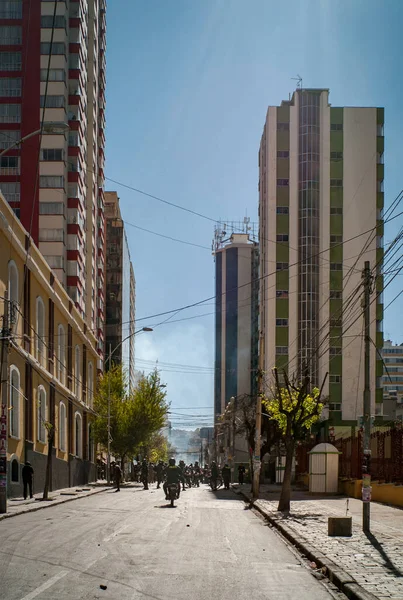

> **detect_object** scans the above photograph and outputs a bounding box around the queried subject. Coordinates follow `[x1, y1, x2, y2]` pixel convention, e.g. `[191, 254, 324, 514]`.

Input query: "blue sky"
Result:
[105, 0, 403, 427]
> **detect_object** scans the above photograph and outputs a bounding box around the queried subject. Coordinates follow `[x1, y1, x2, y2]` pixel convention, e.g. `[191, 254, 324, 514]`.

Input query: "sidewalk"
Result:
[0, 481, 110, 521]
[234, 484, 403, 600]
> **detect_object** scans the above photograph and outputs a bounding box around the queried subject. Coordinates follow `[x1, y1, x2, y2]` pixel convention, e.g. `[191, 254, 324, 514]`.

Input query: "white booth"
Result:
[308, 442, 340, 494]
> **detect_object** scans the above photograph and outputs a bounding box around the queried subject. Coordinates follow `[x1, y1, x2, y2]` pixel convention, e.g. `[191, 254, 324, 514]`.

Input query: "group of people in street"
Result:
[111, 457, 248, 496]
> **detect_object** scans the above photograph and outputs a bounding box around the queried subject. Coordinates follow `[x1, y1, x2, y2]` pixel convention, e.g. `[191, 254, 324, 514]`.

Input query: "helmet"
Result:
[169, 458, 176, 466]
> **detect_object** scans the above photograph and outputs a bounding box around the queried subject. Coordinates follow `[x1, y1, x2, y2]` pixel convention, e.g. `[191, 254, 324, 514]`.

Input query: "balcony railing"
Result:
[0, 167, 19, 175]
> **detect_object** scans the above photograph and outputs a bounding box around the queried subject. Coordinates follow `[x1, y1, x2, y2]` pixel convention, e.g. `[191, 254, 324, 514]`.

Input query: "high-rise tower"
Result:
[259, 89, 384, 425]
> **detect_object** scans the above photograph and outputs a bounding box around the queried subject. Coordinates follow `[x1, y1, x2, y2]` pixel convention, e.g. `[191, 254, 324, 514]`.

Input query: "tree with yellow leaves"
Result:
[264, 368, 327, 513]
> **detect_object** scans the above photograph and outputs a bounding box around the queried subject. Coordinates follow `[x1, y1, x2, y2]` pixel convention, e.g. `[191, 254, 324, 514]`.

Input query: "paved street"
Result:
[0, 485, 339, 600]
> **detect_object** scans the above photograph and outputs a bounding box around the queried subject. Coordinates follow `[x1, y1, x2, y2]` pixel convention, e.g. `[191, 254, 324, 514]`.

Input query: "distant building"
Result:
[259, 88, 384, 427]
[213, 227, 259, 476]
[382, 340, 403, 421]
[104, 192, 136, 390]
[213, 229, 259, 422]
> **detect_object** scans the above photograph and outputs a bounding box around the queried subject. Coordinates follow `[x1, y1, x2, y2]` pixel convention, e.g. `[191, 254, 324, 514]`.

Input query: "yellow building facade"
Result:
[0, 192, 99, 497]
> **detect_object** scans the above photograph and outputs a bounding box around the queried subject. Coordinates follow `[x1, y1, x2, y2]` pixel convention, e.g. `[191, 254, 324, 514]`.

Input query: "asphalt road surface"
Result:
[0, 485, 342, 600]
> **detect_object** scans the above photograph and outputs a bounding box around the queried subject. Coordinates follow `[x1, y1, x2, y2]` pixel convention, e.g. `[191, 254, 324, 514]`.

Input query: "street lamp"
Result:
[0, 122, 69, 158]
[106, 326, 153, 484]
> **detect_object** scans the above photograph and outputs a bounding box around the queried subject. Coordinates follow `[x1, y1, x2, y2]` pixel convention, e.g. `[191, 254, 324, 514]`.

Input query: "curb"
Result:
[0, 486, 109, 522]
[235, 489, 378, 600]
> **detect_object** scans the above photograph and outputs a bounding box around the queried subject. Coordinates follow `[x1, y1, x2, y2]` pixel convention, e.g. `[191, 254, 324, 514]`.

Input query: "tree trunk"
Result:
[277, 439, 295, 513]
[43, 428, 54, 500]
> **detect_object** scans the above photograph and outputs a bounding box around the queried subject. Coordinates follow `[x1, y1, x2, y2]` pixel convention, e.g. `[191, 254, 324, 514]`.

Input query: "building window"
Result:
[40, 42, 66, 56]
[37, 386, 47, 443]
[59, 402, 66, 451]
[277, 122, 289, 131]
[277, 179, 289, 187]
[331, 123, 343, 131]
[330, 151, 343, 161]
[40, 68, 66, 82]
[330, 235, 342, 246]
[36, 296, 46, 366]
[0, 103, 20, 123]
[330, 263, 343, 271]
[40, 95, 65, 109]
[68, 131, 79, 147]
[0, 77, 21, 97]
[277, 150, 289, 158]
[39, 202, 64, 215]
[330, 179, 343, 188]
[39, 229, 64, 243]
[276, 318, 288, 327]
[75, 412, 82, 457]
[0, 26, 22, 45]
[40, 149, 64, 162]
[276, 207, 289, 215]
[276, 262, 289, 271]
[276, 234, 289, 243]
[0, 130, 20, 150]
[57, 324, 66, 384]
[75, 345, 81, 399]
[0, 155, 19, 175]
[329, 347, 342, 356]
[276, 290, 289, 298]
[0, 2, 22, 19]
[39, 175, 64, 189]
[276, 346, 288, 355]
[45, 255, 64, 269]
[8, 259, 18, 305]
[330, 290, 342, 299]
[0, 51, 21, 70]
[330, 207, 343, 215]
[330, 318, 342, 327]
[41, 15, 66, 29]
[87, 361, 94, 407]
[329, 374, 341, 383]
[9, 365, 20, 438]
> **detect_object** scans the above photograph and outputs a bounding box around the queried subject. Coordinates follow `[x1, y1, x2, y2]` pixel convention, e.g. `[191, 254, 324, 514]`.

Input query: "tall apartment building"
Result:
[104, 192, 136, 390]
[213, 228, 259, 421]
[0, 0, 106, 359]
[258, 88, 384, 429]
[382, 340, 403, 421]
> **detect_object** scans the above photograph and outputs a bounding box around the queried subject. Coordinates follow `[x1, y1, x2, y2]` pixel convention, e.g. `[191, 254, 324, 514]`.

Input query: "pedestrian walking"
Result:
[155, 460, 165, 489]
[22, 461, 34, 499]
[141, 459, 149, 490]
[113, 462, 122, 492]
[222, 463, 231, 489]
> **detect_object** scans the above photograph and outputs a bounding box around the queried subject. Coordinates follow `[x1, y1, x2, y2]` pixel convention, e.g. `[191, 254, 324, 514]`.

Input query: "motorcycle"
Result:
[167, 483, 179, 507]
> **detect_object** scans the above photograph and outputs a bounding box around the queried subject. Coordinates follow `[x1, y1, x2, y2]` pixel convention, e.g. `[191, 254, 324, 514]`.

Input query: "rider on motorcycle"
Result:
[163, 458, 184, 500]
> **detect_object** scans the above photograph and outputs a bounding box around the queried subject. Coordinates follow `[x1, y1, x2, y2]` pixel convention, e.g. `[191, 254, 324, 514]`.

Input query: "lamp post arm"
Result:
[0, 129, 42, 159]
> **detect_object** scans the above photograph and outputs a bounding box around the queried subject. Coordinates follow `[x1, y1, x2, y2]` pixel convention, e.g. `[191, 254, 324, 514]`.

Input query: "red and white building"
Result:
[0, 0, 106, 360]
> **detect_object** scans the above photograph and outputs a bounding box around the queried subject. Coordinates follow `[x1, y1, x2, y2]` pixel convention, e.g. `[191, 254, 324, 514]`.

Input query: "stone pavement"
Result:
[0, 480, 110, 521]
[234, 484, 403, 600]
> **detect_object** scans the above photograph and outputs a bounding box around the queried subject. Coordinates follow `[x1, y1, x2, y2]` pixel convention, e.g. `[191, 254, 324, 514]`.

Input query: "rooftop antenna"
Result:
[292, 74, 303, 90]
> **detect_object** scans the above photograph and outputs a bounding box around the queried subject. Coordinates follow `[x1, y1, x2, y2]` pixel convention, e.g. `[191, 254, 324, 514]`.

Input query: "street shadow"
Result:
[154, 504, 178, 509]
[365, 531, 403, 577]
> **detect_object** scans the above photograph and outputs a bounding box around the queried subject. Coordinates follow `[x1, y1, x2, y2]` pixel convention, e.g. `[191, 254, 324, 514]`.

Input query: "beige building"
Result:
[258, 89, 384, 430]
[0, 191, 98, 498]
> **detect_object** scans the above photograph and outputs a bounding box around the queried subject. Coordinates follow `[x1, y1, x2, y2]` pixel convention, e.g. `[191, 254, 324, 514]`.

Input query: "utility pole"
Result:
[362, 261, 372, 533]
[106, 343, 111, 485]
[0, 291, 10, 514]
[252, 332, 264, 498]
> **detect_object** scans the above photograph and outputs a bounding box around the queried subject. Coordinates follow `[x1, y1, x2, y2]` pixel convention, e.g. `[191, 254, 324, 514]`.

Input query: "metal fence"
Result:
[296, 426, 403, 484]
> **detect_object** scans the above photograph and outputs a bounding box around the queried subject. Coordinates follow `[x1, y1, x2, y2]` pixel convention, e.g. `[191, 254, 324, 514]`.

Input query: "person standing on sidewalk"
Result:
[22, 461, 34, 500]
[222, 464, 231, 490]
[113, 463, 122, 492]
[141, 459, 149, 490]
[238, 464, 246, 485]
